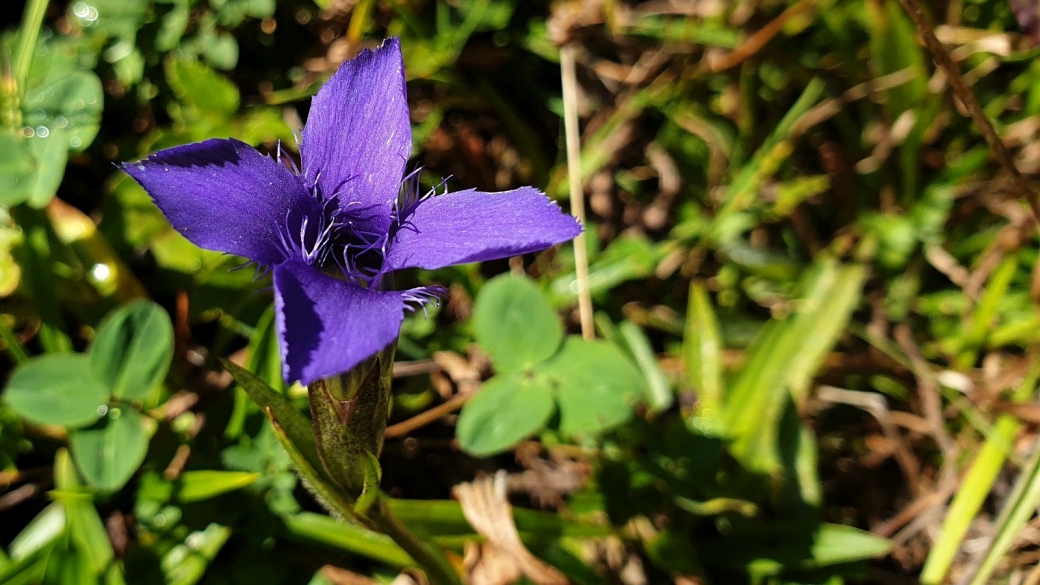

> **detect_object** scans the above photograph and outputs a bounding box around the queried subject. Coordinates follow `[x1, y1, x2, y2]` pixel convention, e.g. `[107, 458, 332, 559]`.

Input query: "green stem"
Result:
[346, 0, 375, 45]
[0, 316, 29, 364]
[13, 0, 49, 96]
[367, 497, 462, 585]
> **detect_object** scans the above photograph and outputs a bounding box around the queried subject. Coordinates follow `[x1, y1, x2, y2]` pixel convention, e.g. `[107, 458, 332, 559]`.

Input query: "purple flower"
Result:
[123, 38, 581, 386]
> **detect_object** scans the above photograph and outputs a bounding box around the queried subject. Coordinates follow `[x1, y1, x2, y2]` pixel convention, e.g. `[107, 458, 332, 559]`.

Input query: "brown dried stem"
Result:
[708, 0, 817, 72]
[897, 0, 1040, 223]
[384, 391, 473, 439]
[560, 44, 595, 340]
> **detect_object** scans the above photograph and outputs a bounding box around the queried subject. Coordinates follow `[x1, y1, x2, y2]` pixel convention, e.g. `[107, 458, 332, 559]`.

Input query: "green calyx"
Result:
[307, 342, 396, 498]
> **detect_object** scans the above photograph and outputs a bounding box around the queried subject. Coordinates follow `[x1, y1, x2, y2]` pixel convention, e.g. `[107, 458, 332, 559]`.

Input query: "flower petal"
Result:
[385, 188, 582, 270]
[122, 138, 314, 266]
[274, 261, 404, 385]
[302, 37, 410, 228]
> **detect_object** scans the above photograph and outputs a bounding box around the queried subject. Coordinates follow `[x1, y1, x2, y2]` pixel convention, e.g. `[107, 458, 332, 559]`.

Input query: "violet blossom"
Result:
[122, 38, 581, 386]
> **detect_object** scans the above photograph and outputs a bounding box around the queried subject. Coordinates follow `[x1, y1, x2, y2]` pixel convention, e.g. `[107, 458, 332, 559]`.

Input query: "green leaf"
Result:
[174, 471, 261, 503]
[683, 282, 724, 433]
[89, 301, 174, 402]
[724, 258, 866, 475]
[74, 0, 149, 42]
[967, 430, 1040, 585]
[456, 373, 555, 456]
[541, 337, 642, 436]
[385, 499, 612, 540]
[4, 354, 109, 428]
[282, 512, 413, 567]
[156, 2, 190, 51]
[161, 524, 231, 585]
[865, 0, 927, 117]
[264, 399, 361, 520]
[0, 129, 38, 206]
[548, 234, 666, 306]
[806, 524, 892, 568]
[921, 363, 1040, 584]
[8, 503, 65, 561]
[70, 407, 151, 491]
[4, 36, 105, 208]
[25, 126, 70, 207]
[203, 31, 239, 70]
[784, 262, 868, 402]
[221, 360, 326, 485]
[165, 57, 240, 114]
[60, 502, 111, 569]
[1, 500, 64, 583]
[246, 307, 285, 393]
[52, 450, 115, 576]
[472, 274, 563, 373]
[0, 552, 47, 585]
[14, 207, 72, 352]
[617, 321, 672, 413]
[43, 533, 95, 585]
[711, 78, 826, 245]
[24, 66, 104, 155]
[226, 308, 283, 439]
[244, 0, 276, 19]
[110, 46, 144, 88]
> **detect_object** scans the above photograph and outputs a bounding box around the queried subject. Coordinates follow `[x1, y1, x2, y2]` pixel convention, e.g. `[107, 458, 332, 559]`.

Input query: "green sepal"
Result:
[265, 405, 363, 523]
[307, 343, 395, 499]
[354, 452, 382, 517]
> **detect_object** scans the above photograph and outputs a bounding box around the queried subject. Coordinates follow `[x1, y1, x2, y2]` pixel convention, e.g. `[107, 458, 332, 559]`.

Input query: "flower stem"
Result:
[14, 0, 48, 96]
[346, 0, 375, 46]
[0, 316, 29, 365]
[366, 497, 462, 585]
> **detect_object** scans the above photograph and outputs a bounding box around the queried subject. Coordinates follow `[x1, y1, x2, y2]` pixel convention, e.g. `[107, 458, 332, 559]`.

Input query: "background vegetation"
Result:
[2, 0, 1040, 583]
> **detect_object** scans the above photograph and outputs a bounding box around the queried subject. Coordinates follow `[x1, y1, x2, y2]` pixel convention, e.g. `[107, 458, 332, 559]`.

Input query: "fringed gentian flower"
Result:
[122, 38, 581, 386]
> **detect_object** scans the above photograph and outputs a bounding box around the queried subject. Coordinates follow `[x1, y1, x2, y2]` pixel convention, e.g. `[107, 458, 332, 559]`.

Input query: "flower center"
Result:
[273, 157, 446, 295]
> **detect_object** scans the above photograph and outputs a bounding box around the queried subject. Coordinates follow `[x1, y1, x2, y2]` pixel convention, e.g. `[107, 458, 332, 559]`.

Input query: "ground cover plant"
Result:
[4, 0, 1040, 583]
